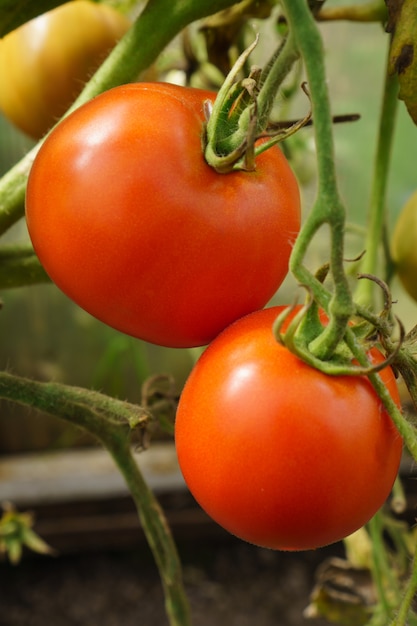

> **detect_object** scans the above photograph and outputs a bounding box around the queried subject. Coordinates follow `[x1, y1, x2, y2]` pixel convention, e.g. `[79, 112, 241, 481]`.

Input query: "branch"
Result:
[0, 371, 191, 626]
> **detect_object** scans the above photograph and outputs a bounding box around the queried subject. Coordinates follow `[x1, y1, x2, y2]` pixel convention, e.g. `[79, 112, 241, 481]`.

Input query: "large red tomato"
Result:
[0, 1, 130, 139]
[25, 83, 301, 348]
[175, 306, 403, 550]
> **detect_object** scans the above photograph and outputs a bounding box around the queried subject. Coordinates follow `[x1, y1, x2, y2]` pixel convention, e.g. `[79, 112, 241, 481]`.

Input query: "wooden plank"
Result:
[0, 443, 186, 506]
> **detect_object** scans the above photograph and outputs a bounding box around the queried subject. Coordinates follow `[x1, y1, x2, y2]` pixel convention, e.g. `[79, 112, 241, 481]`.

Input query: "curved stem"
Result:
[0, 372, 191, 626]
[109, 444, 191, 626]
[279, 0, 417, 463]
[68, 0, 240, 111]
[252, 31, 300, 138]
[355, 47, 399, 308]
[345, 328, 417, 462]
[281, 0, 354, 359]
[0, 0, 240, 237]
[204, 32, 300, 171]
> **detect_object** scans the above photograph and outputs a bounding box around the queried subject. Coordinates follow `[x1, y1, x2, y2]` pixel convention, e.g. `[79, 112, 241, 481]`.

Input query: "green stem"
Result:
[344, 328, 417, 463]
[246, 31, 300, 141]
[0, 145, 39, 236]
[204, 32, 300, 171]
[368, 514, 397, 620]
[0, 0, 240, 238]
[0, 243, 50, 288]
[281, 0, 354, 359]
[0, 371, 191, 626]
[355, 48, 399, 308]
[390, 539, 417, 626]
[68, 0, 241, 111]
[108, 444, 191, 626]
[390, 475, 407, 514]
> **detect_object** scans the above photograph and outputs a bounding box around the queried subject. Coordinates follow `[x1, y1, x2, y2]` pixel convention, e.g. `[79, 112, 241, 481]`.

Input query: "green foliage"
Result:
[0, 503, 55, 564]
[1, 1, 417, 625]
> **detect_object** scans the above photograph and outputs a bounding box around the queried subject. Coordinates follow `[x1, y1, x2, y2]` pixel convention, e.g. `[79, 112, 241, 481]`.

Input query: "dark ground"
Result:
[0, 533, 337, 626]
[2, 457, 416, 626]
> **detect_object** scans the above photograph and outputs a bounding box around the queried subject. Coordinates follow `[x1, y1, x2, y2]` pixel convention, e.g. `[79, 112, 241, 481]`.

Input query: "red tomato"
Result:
[0, 1, 130, 139]
[25, 83, 301, 348]
[175, 306, 403, 550]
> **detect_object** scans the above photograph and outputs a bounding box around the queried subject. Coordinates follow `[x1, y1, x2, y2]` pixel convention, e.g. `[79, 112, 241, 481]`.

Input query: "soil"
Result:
[0, 445, 346, 626]
[0, 534, 337, 626]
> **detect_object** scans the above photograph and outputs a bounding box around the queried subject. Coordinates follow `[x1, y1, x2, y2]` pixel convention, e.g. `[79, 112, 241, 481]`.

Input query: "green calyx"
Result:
[203, 32, 305, 173]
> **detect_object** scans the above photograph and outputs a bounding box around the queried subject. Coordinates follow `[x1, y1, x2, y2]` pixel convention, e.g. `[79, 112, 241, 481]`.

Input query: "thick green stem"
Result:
[0, 145, 39, 235]
[0, 372, 191, 626]
[108, 443, 191, 626]
[256, 31, 299, 129]
[390, 539, 417, 625]
[368, 514, 397, 620]
[204, 32, 300, 171]
[355, 49, 399, 308]
[68, 0, 241, 111]
[282, 0, 354, 359]
[0, 243, 50, 288]
[0, 0, 240, 237]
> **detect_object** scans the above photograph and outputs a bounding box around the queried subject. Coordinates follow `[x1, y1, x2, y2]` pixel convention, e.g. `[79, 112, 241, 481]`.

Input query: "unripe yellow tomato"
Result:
[391, 189, 417, 302]
[0, 1, 130, 139]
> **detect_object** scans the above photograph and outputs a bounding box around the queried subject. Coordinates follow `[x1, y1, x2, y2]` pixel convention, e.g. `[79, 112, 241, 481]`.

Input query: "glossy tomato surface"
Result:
[175, 306, 403, 550]
[26, 83, 301, 348]
[0, 1, 129, 138]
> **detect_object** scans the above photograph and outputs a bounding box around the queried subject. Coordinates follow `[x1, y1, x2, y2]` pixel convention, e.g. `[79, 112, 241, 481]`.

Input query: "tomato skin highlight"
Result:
[25, 83, 301, 348]
[175, 306, 403, 550]
[0, 1, 130, 139]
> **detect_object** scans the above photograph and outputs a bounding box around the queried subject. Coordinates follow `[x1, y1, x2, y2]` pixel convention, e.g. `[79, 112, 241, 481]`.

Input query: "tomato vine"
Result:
[0, 371, 190, 626]
[1, 1, 417, 625]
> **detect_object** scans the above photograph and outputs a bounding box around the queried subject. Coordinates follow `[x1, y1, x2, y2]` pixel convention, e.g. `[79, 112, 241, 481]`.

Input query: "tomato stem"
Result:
[0, 243, 50, 288]
[368, 514, 398, 620]
[278, 1, 417, 470]
[354, 44, 399, 308]
[281, 0, 354, 360]
[0, 372, 191, 626]
[204, 30, 301, 172]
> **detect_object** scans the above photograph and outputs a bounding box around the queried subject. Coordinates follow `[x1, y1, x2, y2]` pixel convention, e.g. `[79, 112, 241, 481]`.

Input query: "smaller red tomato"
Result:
[0, 1, 130, 138]
[175, 306, 403, 551]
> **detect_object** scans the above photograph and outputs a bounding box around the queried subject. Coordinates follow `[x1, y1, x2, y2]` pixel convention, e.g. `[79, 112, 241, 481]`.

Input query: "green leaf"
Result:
[22, 528, 56, 557]
[0, 0, 67, 37]
[7, 538, 23, 565]
[387, 0, 417, 125]
[0, 504, 55, 563]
